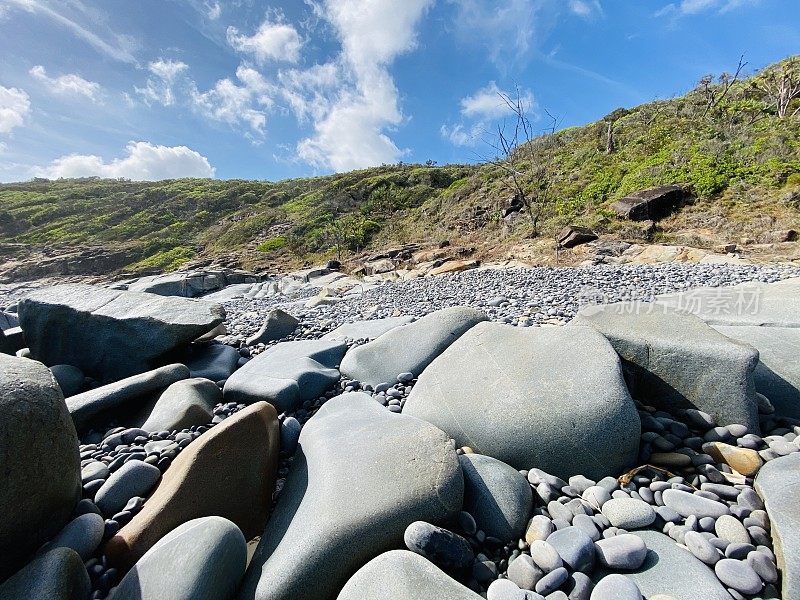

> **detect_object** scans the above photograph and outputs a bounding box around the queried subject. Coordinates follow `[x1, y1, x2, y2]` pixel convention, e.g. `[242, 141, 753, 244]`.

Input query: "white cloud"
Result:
[442, 82, 536, 147]
[292, 0, 433, 171]
[655, 0, 757, 17]
[0, 85, 31, 134]
[4, 0, 138, 64]
[205, 1, 220, 20]
[135, 59, 189, 106]
[227, 18, 302, 64]
[34, 141, 215, 180]
[29, 65, 102, 102]
[460, 82, 535, 119]
[190, 65, 273, 134]
[569, 0, 603, 18]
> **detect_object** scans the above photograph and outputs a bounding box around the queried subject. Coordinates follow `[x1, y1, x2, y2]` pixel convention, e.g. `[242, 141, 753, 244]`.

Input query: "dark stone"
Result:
[557, 226, 599, 249]
[610, 185, 685, 221]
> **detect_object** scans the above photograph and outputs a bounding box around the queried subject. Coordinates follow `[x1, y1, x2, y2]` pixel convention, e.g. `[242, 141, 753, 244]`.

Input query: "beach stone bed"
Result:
[1, 262, 800, 600]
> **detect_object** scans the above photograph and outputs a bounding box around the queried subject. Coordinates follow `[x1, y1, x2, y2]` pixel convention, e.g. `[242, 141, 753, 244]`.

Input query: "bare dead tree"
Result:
[753, 57, 800, 119]
[605, 120, 615, 154]
[700, 55, 748, 118]
[486, 87, 559, 237]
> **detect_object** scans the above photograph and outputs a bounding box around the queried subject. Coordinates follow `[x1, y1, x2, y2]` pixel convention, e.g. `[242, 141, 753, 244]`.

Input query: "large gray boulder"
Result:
[18, 284, 225, 382]
[0, 355, 81, 580]
[339, 307, 487, 386]
[573, 304, 760, 432]
[185, 343, 240, 382]
[223, 339, 347, 413]
[237, 393, 464, 600]
[337, 550, 483, 600]
[110, 516, 247, 600]
[66, 363, 190, 430]
[593, 530, 733, 600]
[404, 323, 640, 480]
[755, 452, 800, 600]
[139, 378, 221, 432]
[0, 548, 90, 600]
[322, 316, 415, 341]
[460, 453, 532, 541]
[714, 325, 800, 420]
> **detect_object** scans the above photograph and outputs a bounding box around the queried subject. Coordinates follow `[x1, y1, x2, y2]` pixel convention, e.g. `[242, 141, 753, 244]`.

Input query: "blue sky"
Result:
[0, 0, 797, 182]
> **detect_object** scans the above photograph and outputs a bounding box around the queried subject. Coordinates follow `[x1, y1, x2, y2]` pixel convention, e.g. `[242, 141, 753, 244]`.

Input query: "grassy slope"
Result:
[1, 57, 799, 275]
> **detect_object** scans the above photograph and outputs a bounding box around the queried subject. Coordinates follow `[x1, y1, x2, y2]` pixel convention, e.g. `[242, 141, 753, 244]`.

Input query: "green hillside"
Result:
[1, 56, 799, 276]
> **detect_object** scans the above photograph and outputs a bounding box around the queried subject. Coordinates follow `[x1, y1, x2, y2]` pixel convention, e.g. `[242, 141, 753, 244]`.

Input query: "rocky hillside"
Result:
[1, 57, 799, 280]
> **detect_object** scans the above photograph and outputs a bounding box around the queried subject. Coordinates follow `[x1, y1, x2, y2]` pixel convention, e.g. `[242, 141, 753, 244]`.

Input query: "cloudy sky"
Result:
[0, 0, 797, 182]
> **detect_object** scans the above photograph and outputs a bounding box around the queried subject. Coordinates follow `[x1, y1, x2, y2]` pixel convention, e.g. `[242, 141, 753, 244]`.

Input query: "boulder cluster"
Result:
[0, 263, 799, 600]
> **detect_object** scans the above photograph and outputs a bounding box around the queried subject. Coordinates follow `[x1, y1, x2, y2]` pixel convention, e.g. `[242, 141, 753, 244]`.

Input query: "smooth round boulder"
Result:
[139, 378, 221, 432]
[507, 554, 544, 590]
[0, 547, 89, 600]
[110, 517, 246, 600]
[460, 453, 533, 541]
[94, 460, 161, 516]
[684, 531, 721, 565]
[0, 355, 81, 579]
[715, 515, 751, 545]
[404, 324, 640, 480]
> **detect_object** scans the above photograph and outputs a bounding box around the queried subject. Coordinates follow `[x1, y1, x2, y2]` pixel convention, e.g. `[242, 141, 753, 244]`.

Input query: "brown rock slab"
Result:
[104, 401, 279, 572]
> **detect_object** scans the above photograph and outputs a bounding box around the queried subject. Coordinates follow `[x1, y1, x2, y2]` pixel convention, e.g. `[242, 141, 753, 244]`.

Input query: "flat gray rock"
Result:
[139, 378, 221, 432]
[110, 516, 246, 600]
[755, 451, 800, 600]
[654, 278, 800, 328]
[460, 453, 532, 541]
[202, 283, 258, 302]
[404, 323, 640, 480]
[0, 547, 90, 600]
[322, 316, 415, 341]
[237, 393, 463, 600]
[66, 364, 190, 430]
[0, 355, 81, 580]
[185, 343, 241, 382]
[223, 339, 347, 413]
[573, 304, 760, 432]
[18, 284, 225, 382]
[337, 550, 483, 600]
[714, 325, 800, 420]
[593, 530, 733, 600]
[339, 306, 487, 386]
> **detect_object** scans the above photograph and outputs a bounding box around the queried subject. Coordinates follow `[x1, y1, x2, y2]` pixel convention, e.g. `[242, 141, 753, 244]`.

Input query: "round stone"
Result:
[535, 566, 568, 596]
[526, 515, 554, 544]
[403, 521, 474, 571]
[662, 489, 730, 519]
[487, 578, 523, 600]
[582, 486, 612, 511]
[507, 554, 543, 591]
[594, 534, 648, 570]
[43, 513, 104, 561]
[746, 550, 778, 584]
[590, 574, 642, 600]
[683, 531, 721, 565]
[714, 515, 751, 545]
[529, 540, 563, 573]
[547, 526, 595, 574]
[601, 498, 656, 529]
[714, 559, 763, 595]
